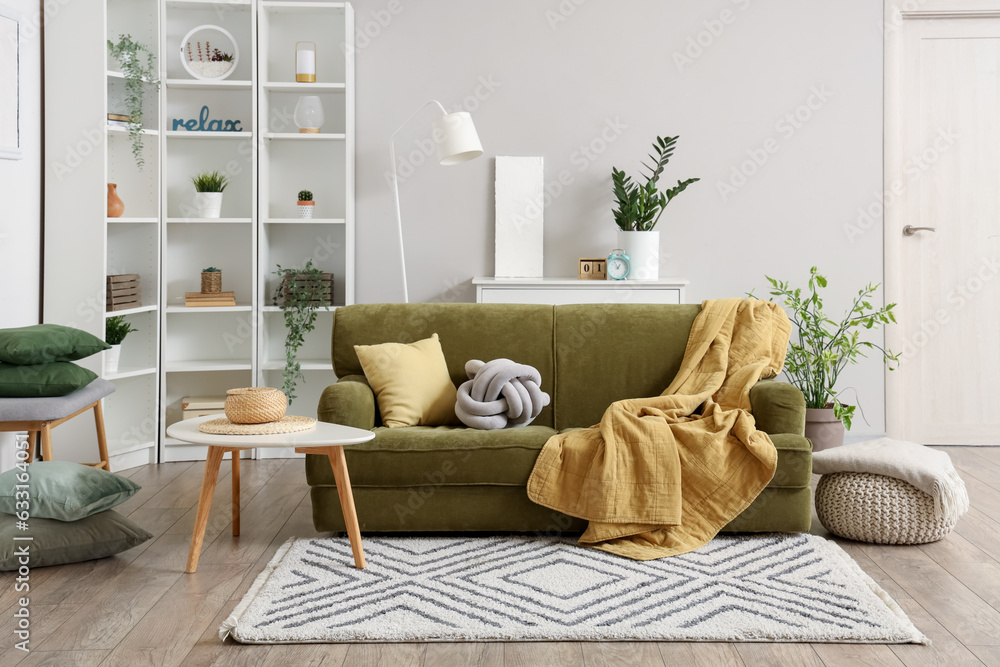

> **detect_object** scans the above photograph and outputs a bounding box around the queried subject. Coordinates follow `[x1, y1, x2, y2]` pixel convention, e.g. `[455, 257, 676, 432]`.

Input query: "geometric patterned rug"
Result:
[220, 534, 926, 644]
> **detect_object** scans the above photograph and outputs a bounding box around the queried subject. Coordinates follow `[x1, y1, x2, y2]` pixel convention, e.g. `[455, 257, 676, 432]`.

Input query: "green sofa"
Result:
[306, 303, 812, 534]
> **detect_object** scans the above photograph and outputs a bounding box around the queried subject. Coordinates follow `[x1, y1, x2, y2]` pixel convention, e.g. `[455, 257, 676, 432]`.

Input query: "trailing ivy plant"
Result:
[107, 35, 160, 170]
[272, 261, 331, 403]
[763, 267, 899, 430]
[612, 135, 700, 232]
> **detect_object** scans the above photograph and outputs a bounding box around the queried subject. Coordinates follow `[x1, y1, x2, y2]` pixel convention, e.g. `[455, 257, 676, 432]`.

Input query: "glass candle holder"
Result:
[294, 96, 325, 133]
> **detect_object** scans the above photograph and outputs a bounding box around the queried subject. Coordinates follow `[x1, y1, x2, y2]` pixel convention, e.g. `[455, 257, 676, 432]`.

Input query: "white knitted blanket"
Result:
[812, 438, 970, 522]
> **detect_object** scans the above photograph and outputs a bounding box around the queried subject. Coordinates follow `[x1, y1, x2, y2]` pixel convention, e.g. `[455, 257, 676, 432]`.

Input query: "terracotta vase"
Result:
[107, 183, 125, 218]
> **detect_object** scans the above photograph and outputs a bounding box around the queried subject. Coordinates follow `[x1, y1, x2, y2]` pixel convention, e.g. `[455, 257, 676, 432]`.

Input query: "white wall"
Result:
[351, 0, 888, 435]
[0, 0, 40, 328]
[0, 0, 41, 470]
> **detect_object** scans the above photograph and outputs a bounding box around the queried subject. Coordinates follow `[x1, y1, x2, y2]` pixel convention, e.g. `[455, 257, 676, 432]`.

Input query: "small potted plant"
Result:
[762, 267, 898, 451]
[105, 315, 139, 375]
[297, 190, 314, 219]
[191, 170, 229, 219]
[612, 135, 699, 280]
[272, 261, 333, 403]
[201, 266, 222, 293]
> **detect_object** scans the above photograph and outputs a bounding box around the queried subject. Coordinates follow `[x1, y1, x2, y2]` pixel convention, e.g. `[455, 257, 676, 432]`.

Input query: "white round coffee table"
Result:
[167, 414, 375, 573]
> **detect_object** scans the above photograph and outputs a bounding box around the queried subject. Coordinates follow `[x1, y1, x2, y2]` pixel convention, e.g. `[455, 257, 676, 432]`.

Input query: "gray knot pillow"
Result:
[455, 359, 550, 430]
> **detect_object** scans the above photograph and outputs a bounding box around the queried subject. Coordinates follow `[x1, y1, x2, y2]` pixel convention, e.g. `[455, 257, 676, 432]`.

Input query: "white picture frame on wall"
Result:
[0, 4, 21, 161]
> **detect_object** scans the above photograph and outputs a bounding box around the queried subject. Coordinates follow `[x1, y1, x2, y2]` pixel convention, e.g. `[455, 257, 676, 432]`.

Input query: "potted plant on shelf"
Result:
[190, 170, 229, 219]
[105, 315, 139, 375]
[201, 266, 222, 293]
[612, 135, 699, 280]
[297, 190, 315, 219]
[272, 261, 334, 404]
[762, 267, 898, 451]
[107, 35, 160, 170]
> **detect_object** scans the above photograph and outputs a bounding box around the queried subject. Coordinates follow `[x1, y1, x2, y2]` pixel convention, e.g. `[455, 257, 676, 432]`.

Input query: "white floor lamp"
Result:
[390, 101, 483, 303]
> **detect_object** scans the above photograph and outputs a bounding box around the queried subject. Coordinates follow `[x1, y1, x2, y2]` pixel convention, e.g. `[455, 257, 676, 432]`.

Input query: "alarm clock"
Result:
[607, 249, 630, 280]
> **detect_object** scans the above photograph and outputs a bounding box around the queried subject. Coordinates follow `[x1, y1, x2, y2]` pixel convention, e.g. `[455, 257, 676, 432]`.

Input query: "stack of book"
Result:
[181, 395, 227, 420]
[107, 113, 134, 130]
[185, 291, 236, 307]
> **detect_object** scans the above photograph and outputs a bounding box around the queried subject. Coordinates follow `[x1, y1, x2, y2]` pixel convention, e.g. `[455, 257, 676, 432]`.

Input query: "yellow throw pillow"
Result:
[354, 333, 457, 428]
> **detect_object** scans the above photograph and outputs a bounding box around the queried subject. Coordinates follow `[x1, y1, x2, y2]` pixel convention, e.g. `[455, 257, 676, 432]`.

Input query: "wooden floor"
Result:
[3, 446, 1000, 666]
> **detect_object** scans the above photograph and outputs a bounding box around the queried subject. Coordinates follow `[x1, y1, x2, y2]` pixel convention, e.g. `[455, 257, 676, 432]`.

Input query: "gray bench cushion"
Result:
[0, 379, 116, 422]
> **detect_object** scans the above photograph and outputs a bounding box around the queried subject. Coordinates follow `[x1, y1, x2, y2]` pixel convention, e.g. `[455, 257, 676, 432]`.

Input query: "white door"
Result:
[885, 5, 1000, 445]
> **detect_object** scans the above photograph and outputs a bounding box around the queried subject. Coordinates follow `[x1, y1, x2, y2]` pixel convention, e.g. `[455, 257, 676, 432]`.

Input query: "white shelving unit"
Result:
[256, 1, 354, 459]
[44, 0, 162, 470]
[45, 1, 354, 467]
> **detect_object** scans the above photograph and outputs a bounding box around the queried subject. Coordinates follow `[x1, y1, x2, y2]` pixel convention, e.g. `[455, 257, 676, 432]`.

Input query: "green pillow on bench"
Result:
[0, 362, 98, 397]
[0, 324, 109, 365]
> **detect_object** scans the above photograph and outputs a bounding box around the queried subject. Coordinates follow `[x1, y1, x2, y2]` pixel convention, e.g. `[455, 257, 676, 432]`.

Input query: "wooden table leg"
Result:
[232, 453, 240, 537]
[186, 447, 225, 573]
[327, 445, 366, 569]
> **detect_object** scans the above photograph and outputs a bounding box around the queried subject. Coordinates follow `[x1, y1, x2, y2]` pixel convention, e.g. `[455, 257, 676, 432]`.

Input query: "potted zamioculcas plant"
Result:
[612, 135, 699, 280]
[763, 267, 898, 451]
[201, 266, 222, 293]
[297, 190, 314, 219]
[191, 170, 229, 219]
[105, 315, 138, 375]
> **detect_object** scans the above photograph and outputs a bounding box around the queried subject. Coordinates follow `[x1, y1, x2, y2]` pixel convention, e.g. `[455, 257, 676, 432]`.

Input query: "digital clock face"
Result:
[607, 254, 630, 280]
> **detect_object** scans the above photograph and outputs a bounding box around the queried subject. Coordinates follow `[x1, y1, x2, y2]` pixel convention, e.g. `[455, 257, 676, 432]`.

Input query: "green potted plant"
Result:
[612, 135, 699, 280]
[272, 261, 333, 403]
[297, 190, 315, 219]
[190, 170, 230, 219]
[201, 266, 222, 293]
[107, 35, 160, 170]
[762, 267, 898, 451]
[105, 315, 139, 375]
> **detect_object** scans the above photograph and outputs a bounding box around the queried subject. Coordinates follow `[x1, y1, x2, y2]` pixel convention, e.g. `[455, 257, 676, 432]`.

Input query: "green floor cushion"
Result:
[0, 362, 98, 397]
[0, 324, 109, 365]
[306, 425, 558, 487]
[0, 462, 140, 521]
[0, 510, 152, 570]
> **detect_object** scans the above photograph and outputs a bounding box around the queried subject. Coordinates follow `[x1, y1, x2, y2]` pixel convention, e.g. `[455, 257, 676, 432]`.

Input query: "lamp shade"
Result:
[294, 96, 325, 133]
[432, 112, 483, 165]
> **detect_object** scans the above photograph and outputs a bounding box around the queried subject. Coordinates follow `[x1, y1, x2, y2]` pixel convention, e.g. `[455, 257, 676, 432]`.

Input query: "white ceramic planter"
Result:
[297, 203, 315, 219]
[104, 344, 122, 375]
[616, 230, 660, 280]
[194, 192, 223, 219]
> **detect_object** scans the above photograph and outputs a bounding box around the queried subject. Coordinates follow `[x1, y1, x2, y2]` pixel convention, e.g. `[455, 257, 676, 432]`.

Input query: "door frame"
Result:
[883, 0, 1000, 439]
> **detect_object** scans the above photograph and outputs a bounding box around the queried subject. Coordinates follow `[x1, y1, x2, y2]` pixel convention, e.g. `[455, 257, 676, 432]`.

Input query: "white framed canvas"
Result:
[495, 156, 544, 278]
[0, 4, 20, 160]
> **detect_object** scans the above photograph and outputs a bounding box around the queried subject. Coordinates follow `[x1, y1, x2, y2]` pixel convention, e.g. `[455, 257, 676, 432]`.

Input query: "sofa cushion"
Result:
[0, 324, 109, 365]
[354, 334, 457, 427]
[332, 304, 556, 428]
[553, 304, 701, 429]
[305, 425, 558, 487]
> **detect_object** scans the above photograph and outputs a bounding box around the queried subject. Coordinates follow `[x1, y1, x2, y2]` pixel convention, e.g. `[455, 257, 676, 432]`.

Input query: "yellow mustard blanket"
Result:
[526, 298, 791, 560]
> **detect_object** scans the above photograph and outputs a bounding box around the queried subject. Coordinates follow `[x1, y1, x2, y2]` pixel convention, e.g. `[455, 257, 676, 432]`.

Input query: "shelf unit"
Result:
[256, 1, 354, 458]
[44, 0, 163, 470]
[46, 1, 354, 468]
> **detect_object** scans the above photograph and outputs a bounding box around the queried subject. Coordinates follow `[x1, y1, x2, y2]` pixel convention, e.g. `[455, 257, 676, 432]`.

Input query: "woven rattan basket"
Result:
[815, 472, 958, 545]
[224, 387, 287, 424]
[201, 271, 222, 293]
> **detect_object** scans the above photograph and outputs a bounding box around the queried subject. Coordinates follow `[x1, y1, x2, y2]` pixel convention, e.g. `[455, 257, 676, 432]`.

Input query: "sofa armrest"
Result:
[317, 374, 378, 430]
[749, 379, 805, 436]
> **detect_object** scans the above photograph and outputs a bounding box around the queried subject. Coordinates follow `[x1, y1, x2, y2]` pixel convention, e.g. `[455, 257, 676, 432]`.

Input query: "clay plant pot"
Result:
[107, 183, 125, 218]
[805, 408, 846, 451]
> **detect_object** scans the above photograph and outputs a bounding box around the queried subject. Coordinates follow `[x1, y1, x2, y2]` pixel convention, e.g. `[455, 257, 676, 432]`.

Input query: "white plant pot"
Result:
[297, 203, 315, 219]
[104, 344, 122, 375]
[193, 192, 223, 219]
[617, 230, 660, 280]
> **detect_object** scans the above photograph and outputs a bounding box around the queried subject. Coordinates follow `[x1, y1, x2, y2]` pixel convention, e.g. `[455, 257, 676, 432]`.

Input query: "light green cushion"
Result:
[0, 324, 109, 365]
[0, 462, 140, 521]
[0, 362, 98, 397]
[0, 510, 152, 570]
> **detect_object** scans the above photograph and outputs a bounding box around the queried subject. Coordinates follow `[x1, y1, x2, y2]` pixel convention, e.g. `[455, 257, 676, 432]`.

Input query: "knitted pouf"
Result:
[815, 472, 958, 545]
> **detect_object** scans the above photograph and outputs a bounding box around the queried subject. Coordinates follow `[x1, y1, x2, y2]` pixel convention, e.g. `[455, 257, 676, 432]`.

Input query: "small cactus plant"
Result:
[298, 190, 313, 202]
[297, 190, 315, 219]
